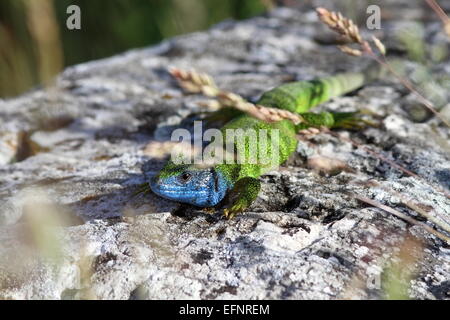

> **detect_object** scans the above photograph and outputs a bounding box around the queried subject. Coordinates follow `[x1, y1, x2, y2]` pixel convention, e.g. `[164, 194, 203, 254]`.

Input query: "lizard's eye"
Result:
[178, 172, 192, 183]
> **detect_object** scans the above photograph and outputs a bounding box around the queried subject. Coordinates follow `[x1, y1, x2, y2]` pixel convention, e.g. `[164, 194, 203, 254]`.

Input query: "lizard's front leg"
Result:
[223, 177, 261, 219]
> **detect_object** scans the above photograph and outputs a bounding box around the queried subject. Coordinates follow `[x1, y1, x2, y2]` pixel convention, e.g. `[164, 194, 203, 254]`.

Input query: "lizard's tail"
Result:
[321, 62, 383, 101]
[257, 62, 383, 114]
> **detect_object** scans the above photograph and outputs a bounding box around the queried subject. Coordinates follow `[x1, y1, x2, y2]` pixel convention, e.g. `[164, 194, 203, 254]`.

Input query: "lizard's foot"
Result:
[223, 200, 248, 220]
[222, 177, 261, 220]
[332, 111, 377, 130]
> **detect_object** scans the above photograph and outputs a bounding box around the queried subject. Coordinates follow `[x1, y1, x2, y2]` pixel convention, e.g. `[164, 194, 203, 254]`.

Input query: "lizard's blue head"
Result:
[150, 163, 230, 207]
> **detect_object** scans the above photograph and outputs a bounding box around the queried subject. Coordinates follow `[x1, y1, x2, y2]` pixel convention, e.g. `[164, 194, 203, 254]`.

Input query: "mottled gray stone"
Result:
[0, 3, 449, 300]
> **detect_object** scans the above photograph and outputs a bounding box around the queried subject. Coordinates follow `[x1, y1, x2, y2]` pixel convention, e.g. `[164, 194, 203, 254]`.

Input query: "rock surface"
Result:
[0, 2, 449, 300]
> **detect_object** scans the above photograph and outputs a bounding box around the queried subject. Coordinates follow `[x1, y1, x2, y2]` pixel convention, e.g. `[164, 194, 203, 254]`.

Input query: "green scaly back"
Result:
[216, 65, 381, 180]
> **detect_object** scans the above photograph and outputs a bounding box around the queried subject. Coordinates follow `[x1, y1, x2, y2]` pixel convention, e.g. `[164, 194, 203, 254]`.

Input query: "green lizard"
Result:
[149, 66, 380, 218]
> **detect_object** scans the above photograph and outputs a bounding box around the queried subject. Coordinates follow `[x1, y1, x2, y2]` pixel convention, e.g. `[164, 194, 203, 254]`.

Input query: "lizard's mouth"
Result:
[149, 176, 210, 206]
[151, 185, 209, 196]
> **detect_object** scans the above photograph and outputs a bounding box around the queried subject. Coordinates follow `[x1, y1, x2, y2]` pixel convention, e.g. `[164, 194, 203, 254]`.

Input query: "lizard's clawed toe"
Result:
[223, 203, 246, 220]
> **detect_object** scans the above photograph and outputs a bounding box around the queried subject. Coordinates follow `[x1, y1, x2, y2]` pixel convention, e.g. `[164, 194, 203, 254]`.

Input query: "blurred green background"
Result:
[0, 0, 275, 98]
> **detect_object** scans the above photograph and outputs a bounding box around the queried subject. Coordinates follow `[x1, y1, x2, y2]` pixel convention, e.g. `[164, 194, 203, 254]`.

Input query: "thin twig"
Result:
[369, 52, 450, 127]
[360, 179, 450, 235]
[322, 127, 450, 199]
[299, 128, 450, 236]
[355, 194, 450, 244]
[425, 0, 450, 37]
